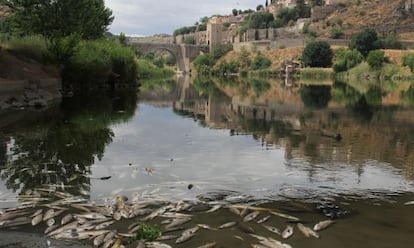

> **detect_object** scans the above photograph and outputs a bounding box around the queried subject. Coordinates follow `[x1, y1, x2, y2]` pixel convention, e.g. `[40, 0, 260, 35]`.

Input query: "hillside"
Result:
[310, 0, 414, 40]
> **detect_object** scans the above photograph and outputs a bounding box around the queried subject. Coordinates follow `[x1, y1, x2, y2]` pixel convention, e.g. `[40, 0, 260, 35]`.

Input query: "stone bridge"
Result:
[130, 42, 209, 73]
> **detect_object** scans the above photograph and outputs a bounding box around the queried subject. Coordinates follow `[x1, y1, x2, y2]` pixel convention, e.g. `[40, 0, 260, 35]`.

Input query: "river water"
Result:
[1, 76, 414, 247]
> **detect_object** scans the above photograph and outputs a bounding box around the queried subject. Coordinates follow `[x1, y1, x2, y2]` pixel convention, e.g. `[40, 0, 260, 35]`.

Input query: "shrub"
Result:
[302, 41, 333, 67]
[403, 53, 414, 72]
[366, 50, 385, 69]
[251, 54, 272, 70]
[330, 27, 343, 39]
[349, 28, 382, 57]
[184, 36, 195, 45]
[65, 39, 137, 85]
[382, 32, 404, 49]
[333, 49, 364, 72]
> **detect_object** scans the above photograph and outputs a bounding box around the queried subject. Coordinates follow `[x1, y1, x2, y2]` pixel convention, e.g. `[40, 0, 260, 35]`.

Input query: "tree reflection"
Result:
[0, 89, 137, 200]
[300, 85, 332, 109]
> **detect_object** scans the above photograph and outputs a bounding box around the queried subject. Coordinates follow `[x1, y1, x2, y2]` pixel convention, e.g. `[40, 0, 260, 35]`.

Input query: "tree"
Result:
[295, 0, 310, 18]
[5, 0, 113, 39]
[302, 41, 333, 67]
[349, 28, 382, 57]
[366, 50, 385, 69]
[232, 9, 238, 16]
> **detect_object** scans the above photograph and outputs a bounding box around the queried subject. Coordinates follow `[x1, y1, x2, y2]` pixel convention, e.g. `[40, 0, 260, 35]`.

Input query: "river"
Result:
[0, 76, 413, 247]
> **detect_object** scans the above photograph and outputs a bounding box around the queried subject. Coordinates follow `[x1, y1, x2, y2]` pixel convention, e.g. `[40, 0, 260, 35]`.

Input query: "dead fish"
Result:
[404, 200, 414, 205]
[113, 211, 122, 221]
[196, 242, 217, 248]
[132, 208, 153, 216]
[61, 214, 73, 225]
[239, 224, 255, 234]
[32, 214, 43, 226]
[30, 209, 43, 218]
[240, 208, 249, 217]
[227, 206, 241, 216]
[46, 218, 55, 227]
[165, 217, 192, 230]
[233, 235, 244, 241]
[257, 215, 271, 224]
[313, 220, 335, 231]
[175, 232, 195, 244]
[120, 209, 129, 219]
[181, 226, 200, 236]
[197, 224, 218, 231]
[47, 220, 78, 236]
[297, 223, 319, 238]
[146, 242, 172, 248]
[281, 225, 294, 239]
[205, 205, 221, 213]
[104, 231, 117, 243]
[141, 206, 167, 221]
[75, 212, 108, 220]
[156, 234, 178, 241]
[94, 233, 106, 246]
[243, 211, 260, 222]
[270, 211, 300, 221]
[136, 240, 146, 248]
[43, 209, 55, 221]
[219, 221, 237, 229]
[262, 224, 281, 235]
[44, 224, 59, 234]
[95, 220, 115, 230]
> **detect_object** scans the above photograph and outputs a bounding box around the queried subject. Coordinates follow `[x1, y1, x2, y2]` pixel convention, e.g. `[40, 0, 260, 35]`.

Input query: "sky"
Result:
[105, 0, 261, 37]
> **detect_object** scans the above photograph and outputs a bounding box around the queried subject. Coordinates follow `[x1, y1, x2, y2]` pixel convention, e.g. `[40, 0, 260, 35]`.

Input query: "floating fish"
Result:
[94, 233, 107, 247]
[196, 242, 217, 248]
[281, 225, 294, 239]
[263, 224, 281, 235]
[75, 212, 108, 220]
[313, 220, 335, 231]
[61, 214, 73, 225]
[197, 223, 218, 231]
[30, 209, 43, 218]
[243, 211, 260, 222]
[156, 235, 178, 241]
[46, 218, 55, 227]
[165, 217, 192, 230]
[146, 242, 172, 248]
[218, 221, 237, 229]
[175, 232, 195, 244]
[95, 220, 115, 230]
[297, 223, 319, 238]
[404, 200, 414, 205]
[205, 205, 221, 213]
[32, 214, 43, 226]
[257, 215, 271, 224]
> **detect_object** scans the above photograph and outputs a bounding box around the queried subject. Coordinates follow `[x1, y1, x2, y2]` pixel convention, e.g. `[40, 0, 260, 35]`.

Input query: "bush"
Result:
[333, 49, 364, 72]
[184, 36, 196, 45]
[302, 41, 333, 67]
[382, 32, 404, 49]
[403, 53, 414, 72]
[349, 28, 382, 57]
[366, 50, 384, 69]
[330, 27, 343, 39]
[65, 39, 137, 85]
[251, 54, 272, 70]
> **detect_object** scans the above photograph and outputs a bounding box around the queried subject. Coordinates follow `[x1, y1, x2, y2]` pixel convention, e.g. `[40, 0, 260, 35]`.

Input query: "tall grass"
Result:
[64, 39, 138, 86]
[4, 35, 48, 62]
[136, 59, 174, 79]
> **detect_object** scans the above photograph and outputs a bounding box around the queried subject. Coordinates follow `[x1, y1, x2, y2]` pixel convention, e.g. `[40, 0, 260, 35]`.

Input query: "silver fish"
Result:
[43, 209, 55, 221]
[263, 224, 281, 235]
[257, 215, 271, 224]
[197, 223, 218, 231]
[95, 220, 115, 230]
[219, 221, 237, 229]
[313, 220, 335, 231]
[297, 223, 319, 238]
[32, 214, 43, 226]
[146, 242, 172, 248]
[243, 211, 260, 222]
[113, 211, 122, 221]
[136, 240, 146, 248]
[44, 224, 59, 234]
[175, 232, 195, 244]
[93, 233, 106, 247]
[75, 212, 108, 220]
[205, 205, 221, 213]
[196, 242, 217, 248]
[30, 209, 43, 218]
[165, 217, 192, 230]
[61, 214, 73, 225]
[156, 235, 178, 241]
[227, 206, 241, 216]
[404, 200, 414, 205]
[281, 225, 294, 239]
[47, 220, 78, 236]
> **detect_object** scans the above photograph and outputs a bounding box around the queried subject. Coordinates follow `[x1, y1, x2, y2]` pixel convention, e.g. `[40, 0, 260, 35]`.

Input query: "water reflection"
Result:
[0, 89, 138, 205]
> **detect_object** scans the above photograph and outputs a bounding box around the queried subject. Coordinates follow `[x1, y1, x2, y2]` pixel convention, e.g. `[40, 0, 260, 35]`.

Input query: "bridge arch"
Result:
[131, 42, 209, 73]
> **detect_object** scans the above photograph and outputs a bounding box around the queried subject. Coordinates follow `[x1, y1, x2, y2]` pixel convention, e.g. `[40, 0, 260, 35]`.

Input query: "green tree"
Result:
[349, 28, 382, 57]
[302, 41, 333, 67]
[333, 49, 363, 72]
[5, 0, 113, 39]
[251, 54, 272, 70]
[403, 53, 414, 72]
[295, 0, 310, 18]
[232, 9, 238, 16]
[366, 50, 384, 69]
